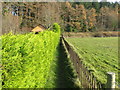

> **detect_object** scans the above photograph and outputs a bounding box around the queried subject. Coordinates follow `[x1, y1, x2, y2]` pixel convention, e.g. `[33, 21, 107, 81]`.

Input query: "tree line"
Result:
[2, 1, 119, 34]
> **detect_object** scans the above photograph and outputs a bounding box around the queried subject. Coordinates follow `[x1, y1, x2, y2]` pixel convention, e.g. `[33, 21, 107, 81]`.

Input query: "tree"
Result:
[92, 0, 100, 12]
[2, 2, 22, 34]
[76, 4, 88, 32]
[97, 6, 118, 31]
[87, 8, 97, 31]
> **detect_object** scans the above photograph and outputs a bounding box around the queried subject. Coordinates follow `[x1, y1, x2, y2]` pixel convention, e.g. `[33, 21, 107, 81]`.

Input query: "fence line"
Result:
[61, 36, 104, 89]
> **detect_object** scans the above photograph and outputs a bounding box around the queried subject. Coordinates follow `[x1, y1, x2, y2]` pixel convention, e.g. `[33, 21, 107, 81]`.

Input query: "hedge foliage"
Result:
[1, 23, 60, 88]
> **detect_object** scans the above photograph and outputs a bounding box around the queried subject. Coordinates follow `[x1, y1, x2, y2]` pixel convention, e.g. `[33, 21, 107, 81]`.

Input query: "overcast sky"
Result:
[98, 0, 120, 2]
[107, 0, 119, 2]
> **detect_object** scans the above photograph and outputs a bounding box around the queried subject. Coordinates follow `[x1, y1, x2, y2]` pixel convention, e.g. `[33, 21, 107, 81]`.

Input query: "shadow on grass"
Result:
[54, 39, 80, 88]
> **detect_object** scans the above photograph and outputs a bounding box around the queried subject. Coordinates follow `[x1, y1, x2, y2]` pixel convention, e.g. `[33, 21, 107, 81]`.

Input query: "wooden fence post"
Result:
[106, 72, 115, 89]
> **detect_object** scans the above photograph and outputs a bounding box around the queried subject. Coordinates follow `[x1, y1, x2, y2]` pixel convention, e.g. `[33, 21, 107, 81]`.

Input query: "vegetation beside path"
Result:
[45, 40, 80, 88]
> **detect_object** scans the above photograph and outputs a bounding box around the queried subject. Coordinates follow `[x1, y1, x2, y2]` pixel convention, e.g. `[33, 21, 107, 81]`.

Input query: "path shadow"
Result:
[55, 38, 80, 88]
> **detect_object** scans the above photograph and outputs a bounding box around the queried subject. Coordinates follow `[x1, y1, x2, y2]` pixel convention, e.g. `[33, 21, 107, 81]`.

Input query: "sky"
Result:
[107, 0, 119, 2]
[98, 0, 120, 2]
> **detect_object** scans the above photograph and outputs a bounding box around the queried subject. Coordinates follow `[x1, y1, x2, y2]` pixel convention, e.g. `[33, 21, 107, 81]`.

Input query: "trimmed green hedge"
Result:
[2, 23, 60, 88]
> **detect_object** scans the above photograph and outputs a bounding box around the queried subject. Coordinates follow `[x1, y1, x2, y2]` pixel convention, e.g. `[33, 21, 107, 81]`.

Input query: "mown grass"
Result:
[66, 37, 119, 85]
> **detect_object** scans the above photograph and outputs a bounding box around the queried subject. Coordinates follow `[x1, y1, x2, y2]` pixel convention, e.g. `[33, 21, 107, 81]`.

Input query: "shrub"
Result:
[53, 23, 61, 34]
[1, 23, 60, 88]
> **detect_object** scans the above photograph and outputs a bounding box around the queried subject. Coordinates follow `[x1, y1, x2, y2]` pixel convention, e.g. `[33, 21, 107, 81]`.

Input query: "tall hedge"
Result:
[1, 24, 60, 88]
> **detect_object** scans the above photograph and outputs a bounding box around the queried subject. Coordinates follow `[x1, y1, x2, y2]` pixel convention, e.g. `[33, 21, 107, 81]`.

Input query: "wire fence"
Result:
[61, 36, 105, 89]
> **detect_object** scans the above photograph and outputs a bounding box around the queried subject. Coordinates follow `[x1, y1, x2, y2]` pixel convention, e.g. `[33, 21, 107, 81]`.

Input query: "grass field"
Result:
[66, 37, 119, 85]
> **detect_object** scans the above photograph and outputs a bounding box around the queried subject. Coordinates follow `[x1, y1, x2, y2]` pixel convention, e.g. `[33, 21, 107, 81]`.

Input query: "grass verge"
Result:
[45, 40, 80, 88]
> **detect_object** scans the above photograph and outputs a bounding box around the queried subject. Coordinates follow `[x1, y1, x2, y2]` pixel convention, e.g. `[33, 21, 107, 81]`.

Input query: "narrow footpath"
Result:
[45, 39, 80, 88]
[55, 40, 80, 88]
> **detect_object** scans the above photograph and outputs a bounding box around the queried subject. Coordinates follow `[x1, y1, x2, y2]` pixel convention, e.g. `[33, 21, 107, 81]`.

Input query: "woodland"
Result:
[2, 1, 119, 34]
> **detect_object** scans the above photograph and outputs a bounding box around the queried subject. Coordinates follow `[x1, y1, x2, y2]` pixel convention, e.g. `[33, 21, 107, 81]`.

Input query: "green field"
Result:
[66, 37, 119, 85]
